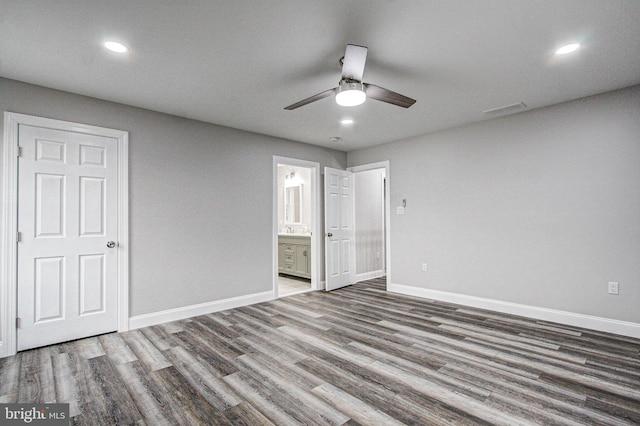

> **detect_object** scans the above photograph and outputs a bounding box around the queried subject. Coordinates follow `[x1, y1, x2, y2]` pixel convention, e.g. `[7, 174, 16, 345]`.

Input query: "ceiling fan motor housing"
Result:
[336, 81, 366, 106]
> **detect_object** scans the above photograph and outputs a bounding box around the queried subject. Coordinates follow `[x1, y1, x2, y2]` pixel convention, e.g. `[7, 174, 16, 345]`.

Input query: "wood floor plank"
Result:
[440, 363, 628, 425]
[347, 340, 491, 401]
[311, 382, 405, 426]
[17, 348, 55, 403]
[437, 358, 586, 406]
[233, 326, 309, 364]
[231, 306, 289, 330]
[222, 401, 277, 426]
[223, 371, 306, 426]
[410, 339, 541, 381]
[0, 355, 21, 403]
[139, 324, 176, 352]
[159, 321, 184, 334]
[192, 314, 243, 341]
[50, 352, 81, 417]
[232, 353, 351, 425]
[168, 330, 239, 377]
[115, 360, 179, 426]
[74, 336, 106, 359]
[204, 312, 236, 328]
[542, 373, 640, 423]
[232, 349, 323, 391]
[268, 299, 325, 319]
[98, 333, 138, 365]
[494, 350, 640, 401]
[2, 277, 639, 425]
[121, 329, 172, 371]
[84, 355, 144, 425]
[182, 317, 245, 358]
[584, 395, 640, 424]
[68, 348, 120, 424]
[163, 345, 242, 411]
[323, 319, 448, 370]
[0, 355, 22, 398]
[240, 335, 305, 366]
[371, 360, 539, 426]
[297, 351, 484, 426]
[153, 366, 233, 425]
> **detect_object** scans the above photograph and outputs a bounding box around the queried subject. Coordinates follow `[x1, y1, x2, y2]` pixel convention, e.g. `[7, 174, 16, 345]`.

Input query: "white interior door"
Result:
[324, 167, 355, 291]
[17, 124, 119, 351]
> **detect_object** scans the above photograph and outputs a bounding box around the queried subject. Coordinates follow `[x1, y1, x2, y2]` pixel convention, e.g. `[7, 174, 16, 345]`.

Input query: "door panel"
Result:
[324, 167, 355, 291]
[80, 177, 106, 235]
[17, 124, 118, 351]
[79, 254, 106, 315]
[36, 173, 66, 237]
[34, 257, 65, 323]
[341, 240, 351, 273]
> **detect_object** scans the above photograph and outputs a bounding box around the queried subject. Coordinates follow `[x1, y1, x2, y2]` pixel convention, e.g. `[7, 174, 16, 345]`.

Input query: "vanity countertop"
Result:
[278, 233, 311, 239]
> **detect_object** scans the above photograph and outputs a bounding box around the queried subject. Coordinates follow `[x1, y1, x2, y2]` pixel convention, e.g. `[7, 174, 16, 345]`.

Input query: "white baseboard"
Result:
[355, 270, 386, 283]
[388, 283, 640, 339]
[129, 290, 274, 330]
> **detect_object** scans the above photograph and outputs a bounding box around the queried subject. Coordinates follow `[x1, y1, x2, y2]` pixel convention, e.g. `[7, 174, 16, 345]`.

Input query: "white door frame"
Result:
[348, 161, 391, 288]
[272, 156, 321, 296]
[1, 112, 129, 358]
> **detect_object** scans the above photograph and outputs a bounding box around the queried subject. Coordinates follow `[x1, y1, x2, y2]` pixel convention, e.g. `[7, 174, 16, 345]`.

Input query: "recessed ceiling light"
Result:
[330, 136, 341, 142]
[104, 41, 129, 53]
[555, 43, 580, 55]
[341, 119, 354, 125]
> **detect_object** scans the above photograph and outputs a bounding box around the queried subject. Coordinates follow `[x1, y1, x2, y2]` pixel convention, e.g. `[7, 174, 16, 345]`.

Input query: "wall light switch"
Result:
[397, 206, 405, 215]
[608, 282, 619, 295]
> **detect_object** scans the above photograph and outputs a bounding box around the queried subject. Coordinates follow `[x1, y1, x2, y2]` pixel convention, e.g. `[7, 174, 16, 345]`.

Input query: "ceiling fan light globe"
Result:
[335, 83, 366, 106]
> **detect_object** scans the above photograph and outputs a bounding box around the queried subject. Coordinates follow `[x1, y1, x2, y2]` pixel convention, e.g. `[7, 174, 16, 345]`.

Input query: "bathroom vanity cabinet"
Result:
[278, 235, 311, 279]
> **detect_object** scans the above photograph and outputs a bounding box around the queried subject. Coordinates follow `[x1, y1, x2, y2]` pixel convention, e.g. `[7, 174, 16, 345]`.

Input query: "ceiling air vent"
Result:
[482, 102, 527, 115]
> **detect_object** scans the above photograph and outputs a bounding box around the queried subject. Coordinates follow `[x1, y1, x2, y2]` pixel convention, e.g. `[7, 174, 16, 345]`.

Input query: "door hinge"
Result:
[16, 317, 21, 329]
[16, 231, 21, 243]
[16, 146, 22, 158]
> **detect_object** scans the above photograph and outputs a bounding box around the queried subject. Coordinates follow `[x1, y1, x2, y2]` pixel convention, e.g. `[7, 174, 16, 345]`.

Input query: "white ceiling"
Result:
[2, 1, 639, 152]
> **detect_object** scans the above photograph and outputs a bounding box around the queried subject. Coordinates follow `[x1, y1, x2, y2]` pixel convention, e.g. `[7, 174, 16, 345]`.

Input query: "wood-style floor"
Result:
[1, 277, 639, 425]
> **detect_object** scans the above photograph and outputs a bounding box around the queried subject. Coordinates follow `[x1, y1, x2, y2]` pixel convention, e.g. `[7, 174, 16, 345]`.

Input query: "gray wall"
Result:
[0, 78, 346, 317]
[348, 85, 640, 323]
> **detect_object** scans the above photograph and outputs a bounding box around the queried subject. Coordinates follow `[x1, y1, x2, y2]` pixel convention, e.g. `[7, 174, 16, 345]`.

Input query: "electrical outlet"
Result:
[607, 282, 619, 295]
[397, 206, 405, 215]
[422, 263, 428, 272]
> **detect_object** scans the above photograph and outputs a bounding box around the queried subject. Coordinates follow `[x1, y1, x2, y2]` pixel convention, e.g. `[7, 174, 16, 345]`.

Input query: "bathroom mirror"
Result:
[284, 184, 302, 224]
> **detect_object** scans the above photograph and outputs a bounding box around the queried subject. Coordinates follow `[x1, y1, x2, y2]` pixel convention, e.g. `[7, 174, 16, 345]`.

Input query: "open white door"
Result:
[324, 167, 355, 291]
[17, 124, 119, 351]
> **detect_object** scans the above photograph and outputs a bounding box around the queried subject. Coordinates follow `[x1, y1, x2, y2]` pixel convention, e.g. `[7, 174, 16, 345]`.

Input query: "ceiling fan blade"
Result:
[341, 44, 368, 82]
[284, 87, 337, 110]
[364, 83, 416, 108]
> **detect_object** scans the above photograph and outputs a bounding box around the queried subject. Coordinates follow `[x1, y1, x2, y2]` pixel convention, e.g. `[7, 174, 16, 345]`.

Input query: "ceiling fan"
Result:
[284, 44, 416, 110]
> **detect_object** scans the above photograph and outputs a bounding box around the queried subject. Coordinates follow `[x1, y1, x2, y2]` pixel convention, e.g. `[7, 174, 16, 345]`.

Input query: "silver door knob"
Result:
[106, 241, 116, 248]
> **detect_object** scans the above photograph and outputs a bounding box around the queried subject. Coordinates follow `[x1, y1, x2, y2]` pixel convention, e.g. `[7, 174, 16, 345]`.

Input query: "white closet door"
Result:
[17, 124, 119, 351]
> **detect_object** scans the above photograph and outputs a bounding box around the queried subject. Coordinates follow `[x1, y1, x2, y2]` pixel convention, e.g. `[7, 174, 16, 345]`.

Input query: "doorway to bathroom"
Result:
[273, 157, 321, 297]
